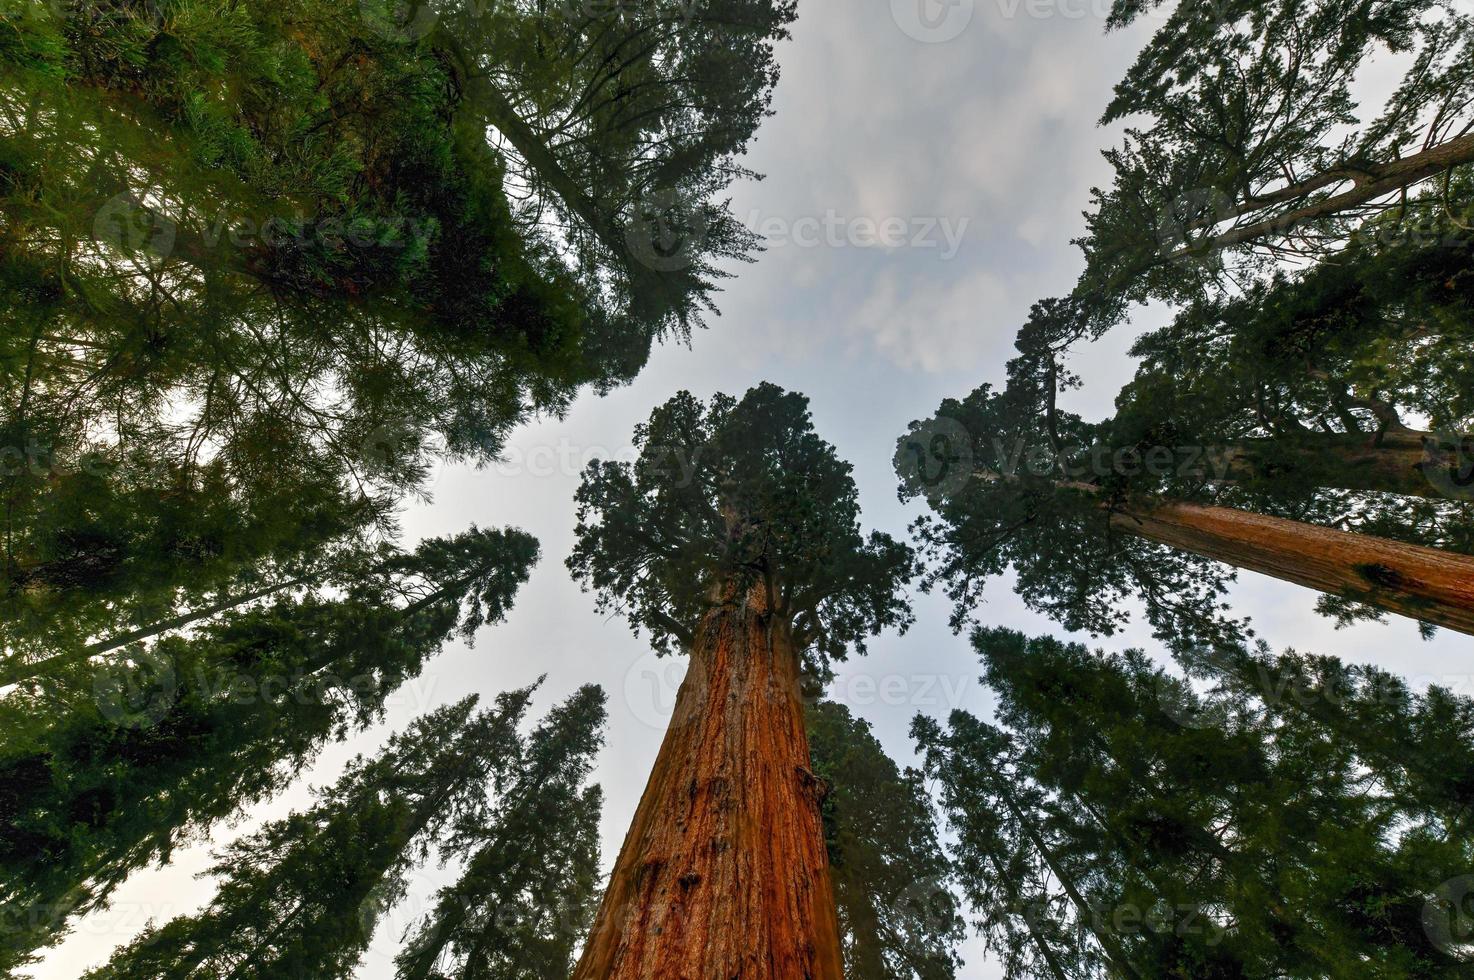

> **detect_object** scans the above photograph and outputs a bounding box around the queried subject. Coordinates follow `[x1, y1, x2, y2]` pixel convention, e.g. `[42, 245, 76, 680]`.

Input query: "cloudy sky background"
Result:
[35, 1, 1470, 976]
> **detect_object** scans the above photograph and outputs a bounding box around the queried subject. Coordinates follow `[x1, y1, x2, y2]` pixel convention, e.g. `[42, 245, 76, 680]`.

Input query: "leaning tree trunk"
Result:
[1213, 430, 1466, 500]
[1170, 131, 1474, 257]
[1106, 494, 1474, 635]
[572, 584, 845, 980]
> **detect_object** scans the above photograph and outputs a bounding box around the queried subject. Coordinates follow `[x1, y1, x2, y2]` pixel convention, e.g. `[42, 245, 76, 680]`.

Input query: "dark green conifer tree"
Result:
[806, 700, 963, 980]
[394, 684, 607, 980]
[84, 683, 603, 980]
[917, 628, 1474, 978]
[0, 527, 537, 972]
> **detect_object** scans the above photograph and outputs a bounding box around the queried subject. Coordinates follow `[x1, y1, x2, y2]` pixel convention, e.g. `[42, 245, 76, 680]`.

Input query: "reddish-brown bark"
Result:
[572, 584, 845, 980]
[1108, 495, 1474, 635]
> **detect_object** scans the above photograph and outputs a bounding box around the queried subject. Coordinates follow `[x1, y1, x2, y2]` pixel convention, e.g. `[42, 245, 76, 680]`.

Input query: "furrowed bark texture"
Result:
[1110, 497, 1474, 635]
[572, 585, 844, 980]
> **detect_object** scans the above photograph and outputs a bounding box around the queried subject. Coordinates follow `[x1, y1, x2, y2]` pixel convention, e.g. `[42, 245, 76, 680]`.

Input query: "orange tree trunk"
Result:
[572, 584, 845, 979]
[1108, 495, 1474, 635]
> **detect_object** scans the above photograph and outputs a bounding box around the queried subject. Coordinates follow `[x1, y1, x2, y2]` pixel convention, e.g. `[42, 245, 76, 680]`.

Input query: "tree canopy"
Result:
[917, 628, 1474, 978]
[807, 700, 964, 980]
[85, 681, 607, 979]
[570, 383, 916, 668]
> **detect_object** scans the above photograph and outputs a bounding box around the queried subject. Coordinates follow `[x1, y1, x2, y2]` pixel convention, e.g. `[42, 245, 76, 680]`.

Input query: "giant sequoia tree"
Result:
[932, 1, 1474, 646]
[82, 687, 584, 979]
[0, 527, 537, 972]
[567, 383, 916, 978]
[917, 628, 1474, 978]
[899, 254, 1474, 646]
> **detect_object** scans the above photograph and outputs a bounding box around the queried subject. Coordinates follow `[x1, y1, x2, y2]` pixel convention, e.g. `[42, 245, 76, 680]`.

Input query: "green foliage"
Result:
[807, 700, 963, 980]
[0, 0, 793, 658]
[900, 206, 1474, 647]
[0, 527, 537, 971]
[569, 383, 917, 668]
[82, 692, 536, 979]
[917, 629, 1474, 978]
[395, 684, 607, 980]
[1078, 0, 1474, 327]
[897, 382, 1242, 651]
[429, 0, 797, 339]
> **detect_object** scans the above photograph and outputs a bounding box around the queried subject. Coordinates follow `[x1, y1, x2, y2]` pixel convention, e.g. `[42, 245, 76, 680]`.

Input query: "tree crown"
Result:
[570, 383, 915, 665]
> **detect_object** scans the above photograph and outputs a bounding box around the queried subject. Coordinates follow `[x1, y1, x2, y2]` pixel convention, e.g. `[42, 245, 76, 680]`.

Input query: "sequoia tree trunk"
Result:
[571, 583, 845, 979]
[1107, 495, 1474, 635]
[1212, 430, 1466, 500]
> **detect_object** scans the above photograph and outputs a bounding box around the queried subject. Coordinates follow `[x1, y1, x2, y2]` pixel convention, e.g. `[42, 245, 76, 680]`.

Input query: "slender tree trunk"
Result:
[572, 583, 844, 980]
[0, 576, 308, 688]
[1104, 493, 1474, 635]
[988, 768, 1143, 980]
[437, 38, 630, 263]
[979, 848, 1070, 980]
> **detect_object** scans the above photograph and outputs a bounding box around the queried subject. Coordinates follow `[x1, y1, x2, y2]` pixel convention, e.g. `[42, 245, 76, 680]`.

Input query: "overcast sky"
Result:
[36, 1, 1471, 977]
